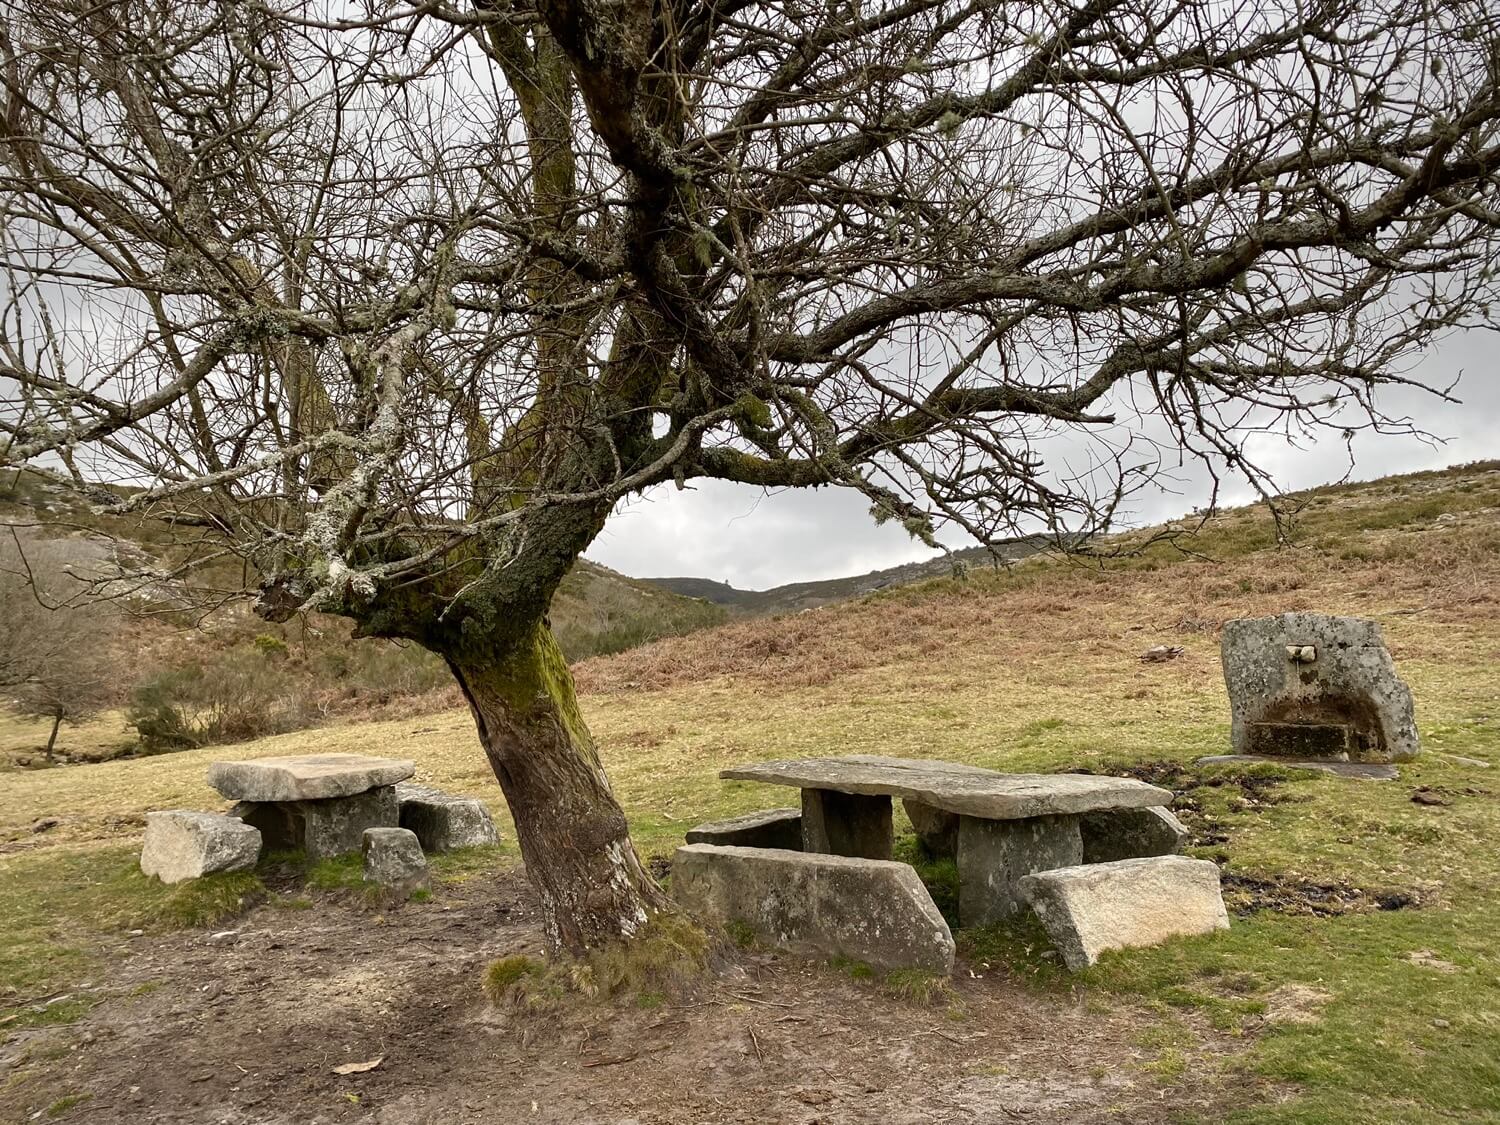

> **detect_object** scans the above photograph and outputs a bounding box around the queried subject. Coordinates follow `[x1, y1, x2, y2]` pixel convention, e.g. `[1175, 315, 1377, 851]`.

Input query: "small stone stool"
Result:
[362, 827, 429, 897]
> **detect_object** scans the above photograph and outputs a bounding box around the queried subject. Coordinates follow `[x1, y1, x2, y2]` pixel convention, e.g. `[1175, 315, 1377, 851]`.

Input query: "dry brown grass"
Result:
[5, 462, 1497, 870]
[574, 467, 1500, 697]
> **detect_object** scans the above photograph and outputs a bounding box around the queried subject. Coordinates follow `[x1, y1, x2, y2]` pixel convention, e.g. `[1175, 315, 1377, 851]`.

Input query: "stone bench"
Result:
[395, 783, 501, 852]
[209, 753, 414, 861]
[140, 810, 261, 884]
[1018, 855, 1229, 970]
[673, 843, 954, 974]
[685, 808, 802, 850]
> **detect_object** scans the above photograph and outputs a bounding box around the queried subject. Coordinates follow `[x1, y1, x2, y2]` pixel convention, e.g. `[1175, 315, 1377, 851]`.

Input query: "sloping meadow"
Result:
[3, 461, 1499, 1121]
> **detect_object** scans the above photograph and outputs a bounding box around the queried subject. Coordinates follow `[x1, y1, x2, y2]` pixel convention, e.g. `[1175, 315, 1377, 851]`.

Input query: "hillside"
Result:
[0, 470, 725, 762]
[577, 459, 1500, 695]
[0, 468, 726, 666]
[645, 535, 1052, 614]
[3, 460, 1499, 1122]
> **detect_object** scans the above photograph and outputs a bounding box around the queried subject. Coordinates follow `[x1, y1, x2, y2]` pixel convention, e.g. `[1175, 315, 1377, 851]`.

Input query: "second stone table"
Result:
[719, 754, 1174, 924]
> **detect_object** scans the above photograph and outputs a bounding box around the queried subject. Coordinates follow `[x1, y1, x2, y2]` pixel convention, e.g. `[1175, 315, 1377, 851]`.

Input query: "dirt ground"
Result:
[0, 866, 1271, 1125]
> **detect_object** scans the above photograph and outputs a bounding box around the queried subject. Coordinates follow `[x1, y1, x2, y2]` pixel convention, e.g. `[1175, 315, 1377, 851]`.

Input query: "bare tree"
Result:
[0, 534, 116, 763]
[0, 0, 1496, 952]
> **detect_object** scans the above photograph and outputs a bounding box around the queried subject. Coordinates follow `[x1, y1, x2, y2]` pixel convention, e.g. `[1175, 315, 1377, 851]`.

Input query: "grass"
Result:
[0, 846, 266, 1031]
[1, 461, 1498, 1120]
[483, 912, 710, 1009]
[44, 1094, 89, 1119]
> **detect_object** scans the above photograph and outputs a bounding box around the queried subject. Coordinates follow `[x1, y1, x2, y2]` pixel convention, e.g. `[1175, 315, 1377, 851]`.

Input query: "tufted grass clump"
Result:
[483, 912, 710, 1011]
[883, 967, 955, 1005]
[482, 954, 545, 1004]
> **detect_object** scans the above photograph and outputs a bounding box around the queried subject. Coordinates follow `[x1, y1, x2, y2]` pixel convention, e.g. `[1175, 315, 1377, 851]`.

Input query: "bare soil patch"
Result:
[0, 867, 1263, 1125]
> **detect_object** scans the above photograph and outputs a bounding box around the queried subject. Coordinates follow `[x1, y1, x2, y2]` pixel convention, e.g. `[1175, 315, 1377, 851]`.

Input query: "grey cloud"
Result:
[587, 329, 1499, 590]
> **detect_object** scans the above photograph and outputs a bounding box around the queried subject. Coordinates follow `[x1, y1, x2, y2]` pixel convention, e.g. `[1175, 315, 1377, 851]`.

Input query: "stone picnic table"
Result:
[719, 754, 1174, 924]
[207, 753, 415, 861]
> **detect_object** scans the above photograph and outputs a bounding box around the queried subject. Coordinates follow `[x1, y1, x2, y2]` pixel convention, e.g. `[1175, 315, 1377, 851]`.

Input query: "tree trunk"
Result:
[447, 621, 670, 955]
[44, 712, 61, 764]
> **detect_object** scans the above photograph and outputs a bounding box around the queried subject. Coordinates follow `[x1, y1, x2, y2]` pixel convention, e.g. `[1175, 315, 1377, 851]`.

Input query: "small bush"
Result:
[127, 650, 315, 751]
[251, 633, 289, 658]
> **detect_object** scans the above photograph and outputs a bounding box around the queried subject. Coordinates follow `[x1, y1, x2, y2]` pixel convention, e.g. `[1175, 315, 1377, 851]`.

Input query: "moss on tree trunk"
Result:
[447, 621, 670, 955]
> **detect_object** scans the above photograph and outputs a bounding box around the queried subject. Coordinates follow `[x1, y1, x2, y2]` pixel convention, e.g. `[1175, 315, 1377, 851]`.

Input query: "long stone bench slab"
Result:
[722, 755, 1172, 820]
[685, 808, 802, 850]
[672, 844, 954, 974]
[208, 753, 415, 802]
[1018, 856, 1229, 970]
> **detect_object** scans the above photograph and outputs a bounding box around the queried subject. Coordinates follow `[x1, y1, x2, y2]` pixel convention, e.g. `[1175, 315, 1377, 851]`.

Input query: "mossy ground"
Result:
[2, 462, 1498, 1121]
[482, 911, 710, 1010]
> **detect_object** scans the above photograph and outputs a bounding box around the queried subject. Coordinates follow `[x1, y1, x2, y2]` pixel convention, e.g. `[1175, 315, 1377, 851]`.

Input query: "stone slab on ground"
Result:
[685, 808, 802, 850]
[140, 811, 261, 884]
[722, 755, 1171, 819]
[1221, 613, 1420, 762]
[957, 814, 1082, 926]
[1079, 806, 1189, 864]
[232, 785, 400, 861]
[1195, 754, 1399, 781]
[904, 799, 960, 858]
[363, 827, 429, 896]
[208, 753, 415, 802]
[672, 843, 954, 974]
[802, 789, 892, 859]
[395, 784, 501, 852]
[1018, 855, 1229, 971]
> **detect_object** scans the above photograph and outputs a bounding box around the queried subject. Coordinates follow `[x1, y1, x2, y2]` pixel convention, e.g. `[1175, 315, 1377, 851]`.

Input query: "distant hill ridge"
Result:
[644, 536, 1055, 615]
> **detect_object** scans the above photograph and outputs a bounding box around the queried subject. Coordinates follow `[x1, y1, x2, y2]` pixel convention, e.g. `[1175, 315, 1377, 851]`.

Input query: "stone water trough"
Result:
[1213, 612, 1420, 777]
[140, 753, 500, 892]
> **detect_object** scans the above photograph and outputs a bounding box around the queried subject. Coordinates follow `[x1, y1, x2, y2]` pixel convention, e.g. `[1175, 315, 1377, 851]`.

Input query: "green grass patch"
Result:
[45, 1093, 90, 1118]
[303, 853, 365, 891]
[0, 846, 264, 1026]
[831, 956, 875, 980]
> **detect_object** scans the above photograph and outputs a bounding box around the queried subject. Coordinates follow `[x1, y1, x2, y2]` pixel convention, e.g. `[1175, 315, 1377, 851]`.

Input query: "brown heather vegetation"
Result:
[574, 462, 1500, 697]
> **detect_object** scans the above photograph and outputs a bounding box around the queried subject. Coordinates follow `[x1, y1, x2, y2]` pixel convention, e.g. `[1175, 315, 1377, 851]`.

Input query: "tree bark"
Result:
[446, 621, 669, 955]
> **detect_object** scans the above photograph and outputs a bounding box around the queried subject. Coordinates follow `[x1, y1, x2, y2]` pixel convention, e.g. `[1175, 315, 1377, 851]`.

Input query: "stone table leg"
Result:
[801, 789, 893, 860]
[903, 799, 959, 859]
[231, 786, 400, 862]
[958, 814, 1082, 926]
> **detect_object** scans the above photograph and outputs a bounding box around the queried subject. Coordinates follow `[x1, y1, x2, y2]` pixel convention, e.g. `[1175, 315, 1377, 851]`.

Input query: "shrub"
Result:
[127, 650, 315, 751]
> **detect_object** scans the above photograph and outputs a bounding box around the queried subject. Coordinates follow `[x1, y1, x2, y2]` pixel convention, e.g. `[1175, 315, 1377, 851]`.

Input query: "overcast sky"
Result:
[587, 327, 1498, 589]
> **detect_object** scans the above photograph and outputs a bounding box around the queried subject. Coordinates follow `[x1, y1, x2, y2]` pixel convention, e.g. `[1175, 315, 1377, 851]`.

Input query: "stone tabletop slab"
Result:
[207, 753, 416, 802]
[720, 755, 1171, 820]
